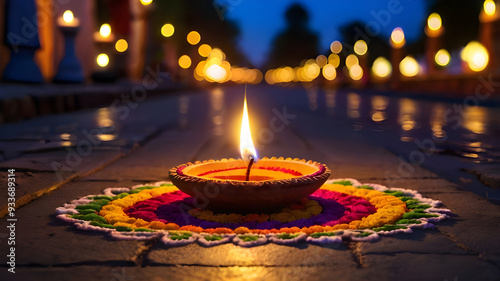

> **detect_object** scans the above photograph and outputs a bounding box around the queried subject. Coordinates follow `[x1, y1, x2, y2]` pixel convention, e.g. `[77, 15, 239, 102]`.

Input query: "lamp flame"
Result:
[99, 24, 111, 38]
[63, 10, 74, 23]
[240, 94, 257, 162]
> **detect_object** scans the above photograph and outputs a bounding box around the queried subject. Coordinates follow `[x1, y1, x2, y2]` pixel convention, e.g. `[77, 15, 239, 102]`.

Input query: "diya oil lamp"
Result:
[170, 94, 330, 211]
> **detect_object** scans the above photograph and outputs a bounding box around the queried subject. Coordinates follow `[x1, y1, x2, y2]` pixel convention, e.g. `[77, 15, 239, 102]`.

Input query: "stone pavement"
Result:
[0, 78, 178, 123]
[0, 85, 499, 281]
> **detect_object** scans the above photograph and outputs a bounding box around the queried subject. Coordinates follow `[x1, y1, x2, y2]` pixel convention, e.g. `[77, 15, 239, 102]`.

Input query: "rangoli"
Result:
[55, 179, 451, 247]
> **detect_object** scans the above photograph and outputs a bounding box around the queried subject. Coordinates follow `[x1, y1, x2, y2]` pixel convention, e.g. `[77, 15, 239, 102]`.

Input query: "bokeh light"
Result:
[461, 41, 489, 72]
[140, 0, 153, 6]
[96, 53, 109, 67]
[115, 39, 128, 52]
[194, 47, 247, 84]
[265, 70, 275, 84]
[63, 10, 74, 23]
[99, 24, 111, 38]
[209, 48, 225, 61]
[198, 44, 212, 57]
[463, 106, 486, 134]
[354, 40, 368, 56]
[427, 13, 442, 31]
[230, 67, 261, 84]
[187, 31, 201, 45]
[316, 55, 327, 67]
[328, 54, 340, 68]
[161, 23, 174, 37]
[371, 57, 392, 79]
[178, 55, 192, 69]
[399, 56, 419, 77]
[435, 49, 450, 67]
[205, 64, 227, 82]
[278, 67, 294, 82]
[484, 0, 496, 16]
[349, 64, 363, 81]
[390, 27, 405, 48]
[303, 61, 320, 80]
[399, 98, 417, 131]
[322, 64, 337, 81]
[345, 54, 359, 69]
[330, 41, 342, 54]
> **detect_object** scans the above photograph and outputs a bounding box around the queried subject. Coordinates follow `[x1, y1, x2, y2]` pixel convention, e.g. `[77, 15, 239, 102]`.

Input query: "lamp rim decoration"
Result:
[169, 157, 331, 211]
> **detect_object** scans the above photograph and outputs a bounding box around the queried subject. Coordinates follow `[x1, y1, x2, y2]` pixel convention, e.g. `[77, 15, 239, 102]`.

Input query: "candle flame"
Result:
[390, 27, 405, 48]
[484, 0, 496, 16]
[63, 10, 74, 23]
[100, 24, 111, 38]
[240, 92, 257, 162]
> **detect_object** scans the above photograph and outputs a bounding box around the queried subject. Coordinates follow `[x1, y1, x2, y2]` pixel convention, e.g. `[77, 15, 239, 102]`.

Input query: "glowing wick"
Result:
[245, 156, 255, 181]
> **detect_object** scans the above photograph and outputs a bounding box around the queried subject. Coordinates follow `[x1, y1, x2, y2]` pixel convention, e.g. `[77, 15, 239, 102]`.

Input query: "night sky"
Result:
[222, 0, 431, 66]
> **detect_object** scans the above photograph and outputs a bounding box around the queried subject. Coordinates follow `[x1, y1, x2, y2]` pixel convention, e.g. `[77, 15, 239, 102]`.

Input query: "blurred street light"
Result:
[206, 64, 226, 82]
[399, 56, 419, 77]
[345, 54, 359, 69]
[63, 10, 74, 23]
[328, 54, 340, 68]
[349, 64, 363, 80]
[187, 31, 201, 45]
[198, 44, 212, 57]
[178, 55, 192, 69]
[435, 49, 450, 67]
[354, 40, 368, 56]
[140, 0, 153, 6]
[390, 27, 405, 49]
[316, 55, 327, 67]
[330, 41, 342, 54]
[484, 0, 496, 16]
[462, 41, 489, 72]
[115, 39, 128, 52]
[426, 13, 444, 38]
[371, 57, 392, 79]
[427, 13, 442, 31]
[322, 64, 337, 80]
[100, 24, 111, 38]
[97, 53, 109, 67]
[161, 23, 174, 37]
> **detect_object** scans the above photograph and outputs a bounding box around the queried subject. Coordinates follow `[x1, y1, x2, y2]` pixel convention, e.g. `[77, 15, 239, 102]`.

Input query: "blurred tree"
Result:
[339, 21, 391, 66]
[268, 3, 319, 68]
[428, 0, 482, 51]
[185, 0, 247, 65]
[151, 0, 247, 66]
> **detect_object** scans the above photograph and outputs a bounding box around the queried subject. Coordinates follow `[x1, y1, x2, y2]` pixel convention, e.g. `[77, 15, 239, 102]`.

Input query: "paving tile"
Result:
[361, 229, 469, 255]
[365, 178, 500, 265]
[0, 150, 124, 173]
[362, 253, 500, 281]
[8, 256, 500, 281]
[0, 265, 355, 281]
[0, 150, 125, 218]
[145, 242, 356, 267]
[0, 171, 74, 218]
[0, 180, 149, 266]
[364, 178, 465, 194]
[305, 137, 440, 180]
[83, 129, 211, 182]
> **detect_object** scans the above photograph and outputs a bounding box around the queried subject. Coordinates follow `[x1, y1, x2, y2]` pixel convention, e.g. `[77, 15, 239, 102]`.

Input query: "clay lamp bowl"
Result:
[169, 157, 331, 211]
